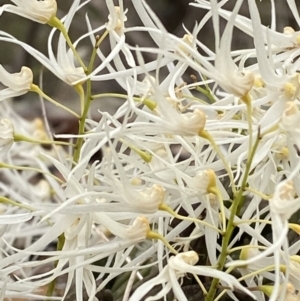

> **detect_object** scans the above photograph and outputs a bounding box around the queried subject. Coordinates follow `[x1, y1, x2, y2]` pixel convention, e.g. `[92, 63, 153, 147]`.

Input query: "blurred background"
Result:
[0, 0, 297, 132]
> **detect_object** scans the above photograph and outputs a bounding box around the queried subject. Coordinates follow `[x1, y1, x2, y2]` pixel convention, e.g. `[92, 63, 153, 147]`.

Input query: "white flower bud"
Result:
[0, 119, 14, 155]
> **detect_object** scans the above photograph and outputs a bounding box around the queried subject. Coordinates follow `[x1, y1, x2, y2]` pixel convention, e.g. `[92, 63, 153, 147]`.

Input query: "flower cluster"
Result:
[0, 1, 300, 301]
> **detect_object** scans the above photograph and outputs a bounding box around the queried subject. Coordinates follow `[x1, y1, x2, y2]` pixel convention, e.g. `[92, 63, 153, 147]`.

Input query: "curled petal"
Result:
[1, 0, 57, 24]
[280, 101, 300, 131]
[270, 181, 299, 219]
[217, 70, 255, 98]
[94, 213, 149, 241]
[0, 65, 33, 92]
[124, 184, 165, 214]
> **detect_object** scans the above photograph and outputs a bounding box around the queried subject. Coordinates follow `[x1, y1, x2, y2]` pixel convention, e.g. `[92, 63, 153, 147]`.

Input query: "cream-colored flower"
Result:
[93, 214, 149, 241]
[0, 66, 33, 101]
[270, 180, 297, 220]
[0, 0, 57, 24]
[130, 251, 254, 301]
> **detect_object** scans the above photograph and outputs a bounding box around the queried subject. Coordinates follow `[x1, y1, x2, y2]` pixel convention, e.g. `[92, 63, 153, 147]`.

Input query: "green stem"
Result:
[72, 31, 109, 165]
[46, 233, 65, 299]
[92, 92, 157, 111]
[195, 85, 216, 104]
[14, 133, 74, 147]
[147, 230, 178, 255]
[30, 84, 80, 119]
[72, 85, 88, 166]
[0, 162, 64, 184]
[119, 138, 152, 162]
[199, 130, 236, 194]
[159, 203, 223, 234]
[0, 196, 34, 212]
[48, 17, 87, 72]
[205, 129, 261, 301]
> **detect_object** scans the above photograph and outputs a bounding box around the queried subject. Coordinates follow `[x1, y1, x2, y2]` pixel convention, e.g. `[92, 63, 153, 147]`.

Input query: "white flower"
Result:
[0, 66, 33, 101]
[270, 181, 297, 220]
[182, 0, 255, 97]
[93, 214, 149, 241]
[130, 251, 254, 301]
[143, 92, 207, 136]
[0, 0, 57, 24]
[116, 181, 165, 214]
[0, 0, 87, 86]
[212, 0, 254, 98]
[0, 118, 14, 155]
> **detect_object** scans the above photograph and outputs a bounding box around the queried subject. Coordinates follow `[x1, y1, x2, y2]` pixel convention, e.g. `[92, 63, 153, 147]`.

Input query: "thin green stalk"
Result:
[199, 130, 236, 194]
[14, 133, 74, 147]
[46, 234, 65, 299]
[92, 92, 157, 111]
[205, 129, 261, 301]
[195, 85, 216, 104]
[0, 162, 64, 184]
[30, 84, 80, 119]
[0, 196, 34, 212]
[48, 17, 87, 71]
[72, 32, 109, 165]
[72, 85, 89, 166]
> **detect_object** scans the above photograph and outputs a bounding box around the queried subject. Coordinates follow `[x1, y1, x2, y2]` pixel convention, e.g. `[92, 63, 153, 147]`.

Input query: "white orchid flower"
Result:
[0, 65, 33, 101]
[93, 214, 149, 241]
[270, 180, 298, 220]
[0, 0, 88, 86]
[172, 0, 254, 98]
[0, 0, 57, 24]
[130, 251, 254, 301]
